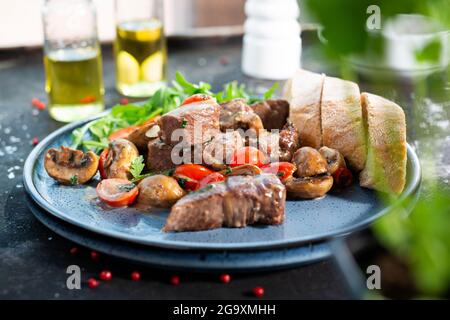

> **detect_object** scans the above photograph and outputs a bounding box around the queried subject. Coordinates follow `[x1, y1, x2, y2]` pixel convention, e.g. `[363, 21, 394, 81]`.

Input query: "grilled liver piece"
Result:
[146, 139, 175, 171]
[202, 131, 245, 169]
[163, 174, 286, 232]
[278, 122, 300, 161]
[250, 99, 289, 130]
[158, 101, 220, 147]
[249, 122, 300, 162]
[219, 99, 263, 132]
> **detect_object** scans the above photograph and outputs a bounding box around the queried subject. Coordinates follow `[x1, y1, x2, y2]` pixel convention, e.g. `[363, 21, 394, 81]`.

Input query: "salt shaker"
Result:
[241, 0, 301, 80]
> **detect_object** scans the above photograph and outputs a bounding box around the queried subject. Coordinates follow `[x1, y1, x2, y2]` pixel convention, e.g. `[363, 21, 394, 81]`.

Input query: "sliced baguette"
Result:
[283, 69, 325, 149]
[321, 76, 366, 171]
[359, 93, 407, 195]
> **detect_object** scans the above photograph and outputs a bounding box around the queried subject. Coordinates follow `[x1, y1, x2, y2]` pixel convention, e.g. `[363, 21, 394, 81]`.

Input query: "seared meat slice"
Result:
[158, 101, 220, 147]
[202, 131, 244, 170]
[163, 174, 286, 232]
[250, 99, 289, 130]
[278, 122, 300, 161]
[146, 139, 175, 172]
[248, 122, 300, 162]
[219, 99, 263, 132]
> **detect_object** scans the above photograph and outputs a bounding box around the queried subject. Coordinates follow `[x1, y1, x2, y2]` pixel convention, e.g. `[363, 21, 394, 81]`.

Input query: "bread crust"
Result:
[283, 69, 324, 149]
[321, 76, 366, 171]
[359, 92, 407, 194]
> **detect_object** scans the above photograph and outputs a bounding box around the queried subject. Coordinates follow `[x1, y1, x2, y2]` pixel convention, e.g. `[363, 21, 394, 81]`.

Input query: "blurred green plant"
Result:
[304, 0, 450, 297]
[373, 184, 450, 296]
[304, 0, 449, 59]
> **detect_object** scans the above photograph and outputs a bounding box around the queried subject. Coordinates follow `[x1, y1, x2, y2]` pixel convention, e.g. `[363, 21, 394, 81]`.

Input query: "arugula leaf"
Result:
[263, 82, 279, 100]
[70, 72, 279, 152]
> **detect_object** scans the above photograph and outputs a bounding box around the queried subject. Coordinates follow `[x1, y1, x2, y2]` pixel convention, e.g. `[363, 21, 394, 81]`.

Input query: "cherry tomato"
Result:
[333, 167, 353, 188]
[173, 164, 214, 191]
[261, 162, 296, 182]
[175, 176, 199, 191]
[229, 146, 268, 168]
[108, 116, 160, 141]
[108, 126, 137, 141]
[142, 115, 160, 125]
[197, 172, 225, 190]
[181, 94, 214, 105]
[96, 178, 139, 207]
[98, 148, 109, 179]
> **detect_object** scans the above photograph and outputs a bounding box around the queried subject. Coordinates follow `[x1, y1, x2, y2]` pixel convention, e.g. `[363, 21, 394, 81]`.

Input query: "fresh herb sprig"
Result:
[129, 156, 155, 182]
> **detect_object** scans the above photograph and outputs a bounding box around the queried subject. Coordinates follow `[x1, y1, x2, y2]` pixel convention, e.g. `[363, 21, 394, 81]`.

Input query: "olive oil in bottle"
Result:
[114, 19, 167, 97]
[44, 47, 105, 123]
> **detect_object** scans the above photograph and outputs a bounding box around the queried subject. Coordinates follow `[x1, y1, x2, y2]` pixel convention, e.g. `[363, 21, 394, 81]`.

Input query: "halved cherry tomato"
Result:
[108, 126, 137, 141]
[98, 148, 109, 179]
[229, 146, 268, 168]
[96, 178, 138, 207]
[175, 176, 199, 191]
[261, 162, 296, 182]
[173, 164, 214, 191]
[197, 172, 225, 190]
[181, 94, 214, 105]
[333, 167, 353, 188]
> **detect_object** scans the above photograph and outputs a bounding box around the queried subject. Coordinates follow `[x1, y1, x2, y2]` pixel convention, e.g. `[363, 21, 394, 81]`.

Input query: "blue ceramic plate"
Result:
[26, 195, 331, 271]
[23, 113, 421, 251]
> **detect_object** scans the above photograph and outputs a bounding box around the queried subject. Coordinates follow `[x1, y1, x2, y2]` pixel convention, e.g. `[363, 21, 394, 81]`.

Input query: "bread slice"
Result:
[283, 69, 324, 149]
[321, 76, 366, 171]
[359, 93, 407, 194]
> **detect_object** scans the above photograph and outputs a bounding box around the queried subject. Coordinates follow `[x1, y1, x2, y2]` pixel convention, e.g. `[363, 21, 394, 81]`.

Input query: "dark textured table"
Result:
[0, 36, 353, 299]
[1, 34, 448, 300]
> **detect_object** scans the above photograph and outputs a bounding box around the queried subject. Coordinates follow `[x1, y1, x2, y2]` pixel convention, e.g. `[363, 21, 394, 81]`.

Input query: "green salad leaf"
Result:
[71, 71, 278, 152]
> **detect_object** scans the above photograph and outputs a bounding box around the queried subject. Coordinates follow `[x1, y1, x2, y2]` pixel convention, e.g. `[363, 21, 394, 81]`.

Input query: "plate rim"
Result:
[26, 195, 331, 272]
[23, 112, 422, 251]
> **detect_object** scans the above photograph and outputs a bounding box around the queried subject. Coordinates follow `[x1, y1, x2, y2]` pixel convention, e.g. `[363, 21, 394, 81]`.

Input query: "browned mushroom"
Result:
[219, 164, 262, 176]
[292, 147, 328, 177]
[318, 146, 346, 175]
[285, 175, 333, 199]
[136, 175, 186, 208]
[126, 117, 160, 151]
[287, 146, 333, 199]
[103, 139, 139, 179]
[44, 146, 99, 185]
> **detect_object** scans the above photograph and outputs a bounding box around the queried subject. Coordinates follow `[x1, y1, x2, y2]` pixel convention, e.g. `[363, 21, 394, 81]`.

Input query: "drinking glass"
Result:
[114, 0, 167, 97]
[42, 0, 105, 123]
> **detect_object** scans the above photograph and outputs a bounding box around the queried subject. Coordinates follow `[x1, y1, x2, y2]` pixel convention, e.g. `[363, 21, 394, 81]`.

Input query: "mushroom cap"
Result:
[292, 147, 328, 177]
[44, 146, 99, 185]
[319, 146, 346, 175]
[285, 175, 333, 199]
[220, 164, 262, 176]
[137, 175, 186, 208]
[104, 139, 139, 179]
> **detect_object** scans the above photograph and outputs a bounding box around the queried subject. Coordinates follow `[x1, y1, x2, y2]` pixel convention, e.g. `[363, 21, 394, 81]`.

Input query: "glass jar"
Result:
[114, 0, 167, 97]
[42, 0, 104, 123]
